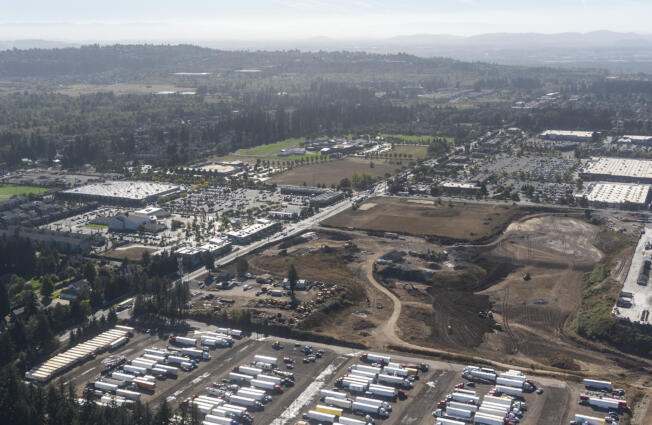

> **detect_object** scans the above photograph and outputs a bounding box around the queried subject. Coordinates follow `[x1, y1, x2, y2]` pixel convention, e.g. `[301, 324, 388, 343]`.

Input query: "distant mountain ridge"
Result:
[2, 31, 652, 73]
[0, 39, 78, 50]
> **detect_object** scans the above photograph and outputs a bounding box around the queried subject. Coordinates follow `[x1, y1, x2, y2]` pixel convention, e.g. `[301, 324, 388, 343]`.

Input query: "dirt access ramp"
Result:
[477, 215, 613, 368]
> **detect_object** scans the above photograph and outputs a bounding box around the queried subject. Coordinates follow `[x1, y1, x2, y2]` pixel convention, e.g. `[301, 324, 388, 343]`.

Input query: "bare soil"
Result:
[269, 157, 400, 186]
[323, 197, 523, 241]
[102, 245, 158, 262]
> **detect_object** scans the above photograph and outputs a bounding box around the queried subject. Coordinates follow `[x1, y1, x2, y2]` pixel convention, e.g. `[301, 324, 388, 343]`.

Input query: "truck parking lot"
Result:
[53, 327, 620, 425]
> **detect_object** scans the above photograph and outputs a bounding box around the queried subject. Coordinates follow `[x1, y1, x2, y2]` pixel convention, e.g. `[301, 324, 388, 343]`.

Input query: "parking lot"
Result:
[51, 326, 612, 425]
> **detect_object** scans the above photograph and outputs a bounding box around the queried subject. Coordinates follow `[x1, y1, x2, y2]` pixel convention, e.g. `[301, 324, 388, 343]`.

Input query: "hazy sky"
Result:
[1, 0, 650, 41]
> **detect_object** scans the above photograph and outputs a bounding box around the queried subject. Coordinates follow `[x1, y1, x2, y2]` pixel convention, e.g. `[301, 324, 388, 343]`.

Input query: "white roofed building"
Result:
[576, 182, 651, 209]
[580, 157, 652, 183]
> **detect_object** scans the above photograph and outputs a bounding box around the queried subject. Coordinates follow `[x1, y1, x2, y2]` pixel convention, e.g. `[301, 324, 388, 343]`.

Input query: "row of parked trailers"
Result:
[462, 366, 535, 392]
[438, 387, 523, 425]
[25, 325, 134, 383]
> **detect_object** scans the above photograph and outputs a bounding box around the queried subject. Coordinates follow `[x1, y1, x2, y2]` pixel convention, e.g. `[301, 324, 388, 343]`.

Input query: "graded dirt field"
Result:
[323, 197, 522, 241]
[102, 245, 159, 262]
[269, 158, 400, 187]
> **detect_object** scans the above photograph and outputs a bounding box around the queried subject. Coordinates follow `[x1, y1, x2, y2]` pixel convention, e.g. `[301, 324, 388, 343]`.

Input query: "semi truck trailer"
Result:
[116, 389, 141, 400]
[450, 392, 479, 405]
[377, 374, 413, 389]
[133, 378, 155, 390]
[109, 337, 128, 350]
[229, 372, 253, 383]
[234, 365, 263, 376]
[321, 389, 348, 399]
[94, 381, 118, 393]
[305, 410, 337, 423]
[253, 355, 278, 366]
[123, 364, 147, 375]
[473, 412, 505, 425]
[497, 377, 526, 388]
[336, 416, 366, 425]
[583, 379, 612, 391]
[383, 366, 408, 377]
[495, 385, 523, 397]
[446, 407, 473, 420]
[580, 396, 627, 410]
[483, 396, 512, 407]
[359, 353, 391, 365]
[167, 355, 189, 365]
[436, 419, 466, 425]
[368, 384, 405, 400]
[250, 379, 283, 393]
[168, 336, 197, 346]
[351, 401, 389, 418]
[350, 364, 383, 374]
[111, 372, 135, 382]
[203, 415, 237, 425]
[573, 414, 606, 425]
[317, 404, 344, 416]
[225, 394, 263, 411]
[448, 401, 478, 412]
[325, 397, 353, 409]
[256, 374, 282, 385]
[355, 396, 392, 411]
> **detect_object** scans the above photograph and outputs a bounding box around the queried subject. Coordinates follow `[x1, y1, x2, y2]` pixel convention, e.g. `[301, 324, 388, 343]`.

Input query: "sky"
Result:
[1, 0, 651, 42]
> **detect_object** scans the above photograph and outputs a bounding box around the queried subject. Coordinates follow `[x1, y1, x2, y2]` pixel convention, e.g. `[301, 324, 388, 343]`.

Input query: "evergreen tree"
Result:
[41, 274, 54, 299]
[287, 264, 298, 298]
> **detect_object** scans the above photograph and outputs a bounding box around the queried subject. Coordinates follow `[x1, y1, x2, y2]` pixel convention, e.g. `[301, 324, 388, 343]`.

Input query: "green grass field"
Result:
[389, 145, 429, 160]
[85, 223, 108, 229]
[235, 138, 306, 156]
[0, 185, 47, 200]
[382, 133, 454, 144]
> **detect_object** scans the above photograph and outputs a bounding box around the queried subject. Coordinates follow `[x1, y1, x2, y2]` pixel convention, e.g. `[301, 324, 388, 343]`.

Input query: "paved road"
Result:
[182, 198, 354, 282]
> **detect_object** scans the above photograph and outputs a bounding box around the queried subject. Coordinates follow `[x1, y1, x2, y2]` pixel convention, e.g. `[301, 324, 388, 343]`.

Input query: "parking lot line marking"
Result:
[238, 344, 250, 353]
[80, 367, 96, 376]
[270, 355, 347, 425]
[225, 357, 232, 362]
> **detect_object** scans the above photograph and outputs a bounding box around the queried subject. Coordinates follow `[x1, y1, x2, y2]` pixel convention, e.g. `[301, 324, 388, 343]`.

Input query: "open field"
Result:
[54, 83, 198, 96]
[382, 134, 454, 144]
[270, 158, 400, 187]
[102, 245, 159, 262]
[235, 138, 306, 157]
[323, 197, 523, 241]
[0, 184, 48, 200]
[388, 145, 429, 160]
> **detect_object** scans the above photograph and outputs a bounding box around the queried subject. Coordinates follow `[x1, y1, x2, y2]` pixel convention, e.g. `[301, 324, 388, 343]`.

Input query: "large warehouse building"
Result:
[576, 182, 651, 209]
[579, 157, 652, 184]
[59, 181, 181, 206]
[540, 130, 595, 142]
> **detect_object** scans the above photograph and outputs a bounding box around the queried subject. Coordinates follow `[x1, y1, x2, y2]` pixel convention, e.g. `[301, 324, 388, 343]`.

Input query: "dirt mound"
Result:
[377, 265, 435, 283]
[495, 215, 603, 268]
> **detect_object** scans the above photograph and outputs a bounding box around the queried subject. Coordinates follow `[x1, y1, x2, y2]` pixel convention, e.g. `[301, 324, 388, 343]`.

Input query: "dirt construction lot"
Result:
[323, 197, 523, 241]
[269, 158, 399, 187]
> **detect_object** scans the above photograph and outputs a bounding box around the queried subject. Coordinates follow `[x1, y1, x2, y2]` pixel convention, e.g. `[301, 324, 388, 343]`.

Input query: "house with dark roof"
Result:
[60, 280, 90, 301]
